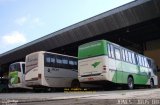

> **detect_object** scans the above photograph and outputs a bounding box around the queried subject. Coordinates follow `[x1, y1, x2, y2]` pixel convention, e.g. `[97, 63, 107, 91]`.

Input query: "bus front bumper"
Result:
[8, 83, 22, 88]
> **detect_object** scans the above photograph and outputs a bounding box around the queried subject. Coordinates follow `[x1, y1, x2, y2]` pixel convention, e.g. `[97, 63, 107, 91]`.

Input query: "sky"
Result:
[0, 0, 134, 54]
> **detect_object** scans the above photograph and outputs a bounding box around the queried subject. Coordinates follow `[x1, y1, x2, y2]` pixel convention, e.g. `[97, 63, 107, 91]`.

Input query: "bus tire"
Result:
[150, 78, 154, 88]
[71, 80, 80, 88]
[127, 76, 134, 90]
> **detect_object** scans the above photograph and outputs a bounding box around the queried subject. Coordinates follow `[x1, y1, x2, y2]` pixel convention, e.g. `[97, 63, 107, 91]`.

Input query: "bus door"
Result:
[114, 47, 123, 83]
[21, 63, 25, 84]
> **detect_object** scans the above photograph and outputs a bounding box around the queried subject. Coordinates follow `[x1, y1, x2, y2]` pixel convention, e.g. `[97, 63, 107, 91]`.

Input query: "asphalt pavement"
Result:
[0, 89, 160, 105]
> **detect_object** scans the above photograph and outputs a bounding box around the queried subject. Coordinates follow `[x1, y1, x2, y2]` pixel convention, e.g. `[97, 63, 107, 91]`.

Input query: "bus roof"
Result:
[10, 62, 25, 65]
[26, 51, 77, 59]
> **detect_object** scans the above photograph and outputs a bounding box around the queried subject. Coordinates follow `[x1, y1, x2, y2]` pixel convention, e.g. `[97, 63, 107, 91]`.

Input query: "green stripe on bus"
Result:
[112, 71, 149, 85]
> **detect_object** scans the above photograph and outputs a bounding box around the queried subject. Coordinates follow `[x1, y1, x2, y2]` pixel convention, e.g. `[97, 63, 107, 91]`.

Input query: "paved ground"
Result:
[0, 89, 160, 105]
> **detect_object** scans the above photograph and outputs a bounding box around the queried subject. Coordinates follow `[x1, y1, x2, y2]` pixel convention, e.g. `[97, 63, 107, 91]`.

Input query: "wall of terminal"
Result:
[144, 39, 160, 69]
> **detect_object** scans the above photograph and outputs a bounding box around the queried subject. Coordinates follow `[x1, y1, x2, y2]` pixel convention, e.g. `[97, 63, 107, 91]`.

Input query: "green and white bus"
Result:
[8, 62, 31, 90]
[78, 40, 158, 89]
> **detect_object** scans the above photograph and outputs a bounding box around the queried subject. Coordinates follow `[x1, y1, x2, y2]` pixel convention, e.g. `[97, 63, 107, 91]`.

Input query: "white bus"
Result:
[8, 62, 30, 89]
[78, 40, 158, 89]
[25, 51, 80, 90]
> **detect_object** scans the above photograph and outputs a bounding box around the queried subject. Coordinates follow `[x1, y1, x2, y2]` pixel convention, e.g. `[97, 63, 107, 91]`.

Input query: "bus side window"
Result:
[147, 59, 152, 68]
[69, 58, 74, 69]
[74, 61, 78, 70]
[136, 55, 139, 65]
[16, 63, 21, 72]
[131, 52, 136, 64]
[46, 57, 50, 63]
[45, 55, 51, 67]
[125, 50, 129, 62]
[122, 49, 126, 61]
[108, 44, 115, 58]
[114, 48, 121, 60]
[56, 55, 62, 68]
[50, 55, 56, 67]
[108, 44, 111, 57]
[62, 57, 68, 68]
[73, 58, 78, 70]
[128, 51, 132, 63]
[142, 57, 145, 67]
[62, 58, 68, 65]
[138, 55, 142, 66]
[111, 45, 115, 58]
[141, 56, 145, 67]
[144, 58, 148, 67]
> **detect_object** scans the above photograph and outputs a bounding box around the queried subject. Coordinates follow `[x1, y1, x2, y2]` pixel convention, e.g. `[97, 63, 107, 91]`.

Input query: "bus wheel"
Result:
[128, 77, 134, 90]
[150, 79, 154, 88]
[71, 80, 80, 88]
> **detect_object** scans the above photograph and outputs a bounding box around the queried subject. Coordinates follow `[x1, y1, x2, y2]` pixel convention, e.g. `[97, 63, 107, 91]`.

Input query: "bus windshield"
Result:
[9, 63, 21, 72]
